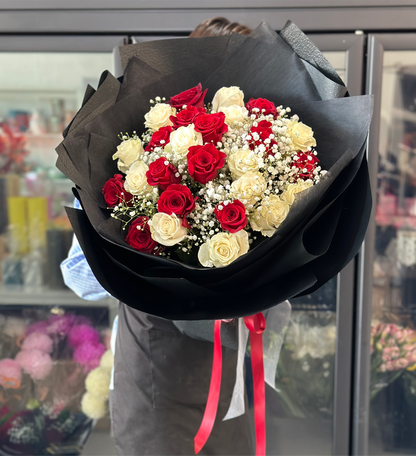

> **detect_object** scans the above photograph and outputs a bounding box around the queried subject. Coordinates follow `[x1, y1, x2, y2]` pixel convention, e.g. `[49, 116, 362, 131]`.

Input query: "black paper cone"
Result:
[57, 21, 373, 320]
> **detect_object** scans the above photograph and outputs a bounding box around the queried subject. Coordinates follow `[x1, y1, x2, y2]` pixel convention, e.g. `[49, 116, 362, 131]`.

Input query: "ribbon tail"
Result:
[249, 323, 266, 456]
[223, 318, 249, 421]
[194, 320, 222, 454]
[243, 313, 267, 456]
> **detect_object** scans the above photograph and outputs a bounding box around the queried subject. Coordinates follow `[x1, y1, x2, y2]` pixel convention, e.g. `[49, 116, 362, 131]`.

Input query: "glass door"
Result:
[265, 33, 364, 456]
[0, 37, 122, 301]
[0, 36, 124, 456]
[356, 34, 416, 456]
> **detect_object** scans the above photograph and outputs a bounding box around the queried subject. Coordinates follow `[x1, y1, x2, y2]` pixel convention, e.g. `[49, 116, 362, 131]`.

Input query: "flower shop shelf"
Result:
[0, 287, 117, 307]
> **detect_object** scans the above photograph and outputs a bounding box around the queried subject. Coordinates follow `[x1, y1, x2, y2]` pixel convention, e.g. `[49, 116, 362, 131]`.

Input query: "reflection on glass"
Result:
[266, 280, 337, 455]
[322, 51, 346, 85]
[0, 52, 116, 456]
[0, 305, 111, 455]
[265, 51, 345, 456]
[0, 48, 347, 455]
[0, 53, 112, 293]
[370, 50, 416, 455]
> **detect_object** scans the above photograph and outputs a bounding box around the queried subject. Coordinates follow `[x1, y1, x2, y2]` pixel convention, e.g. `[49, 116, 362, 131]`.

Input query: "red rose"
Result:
[246, 98, 279, 118]
[170, 106, 205, 129]
[157, 184, 196, 221]
[249, 120, 277, 153]
[170, 84, 208, 110]
[102, 174, 133, 207]
[251, 120, 273, 141]
[293, 151, 319, 179]
[187, 143, 226, 185]
[194, 112, 228, 145]
[214, 200, 248, 233]
[126, 216, 164, 255]
[146, 157, 181, 191]
[145, 126, 173, 152]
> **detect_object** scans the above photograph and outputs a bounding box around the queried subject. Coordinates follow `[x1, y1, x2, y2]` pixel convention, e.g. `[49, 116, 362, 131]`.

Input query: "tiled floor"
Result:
[79, 404, 406, 456]
[82, 430, 117, 456]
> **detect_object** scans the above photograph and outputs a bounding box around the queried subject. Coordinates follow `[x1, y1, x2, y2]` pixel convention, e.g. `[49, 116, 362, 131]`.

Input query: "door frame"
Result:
[0, 29, 367, 456]
[307, 33, 366, 456]
[354, 32, 416, 456]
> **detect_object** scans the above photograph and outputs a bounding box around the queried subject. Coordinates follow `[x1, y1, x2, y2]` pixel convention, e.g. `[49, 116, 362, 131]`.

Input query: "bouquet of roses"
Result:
[57, 21, 373, 320]
[103, 86, 324, 267]
[55, 21, 373, 455]
[370, 322, 416, 399]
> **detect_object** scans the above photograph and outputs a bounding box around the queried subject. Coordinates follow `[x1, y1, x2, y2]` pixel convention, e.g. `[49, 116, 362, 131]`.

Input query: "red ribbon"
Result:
[194, 313, 266, 456]
[244, 314, 266, 456]
[194, 319, 223, 454]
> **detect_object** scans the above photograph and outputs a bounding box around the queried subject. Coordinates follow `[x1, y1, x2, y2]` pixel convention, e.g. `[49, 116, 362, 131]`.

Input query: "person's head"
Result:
[190, 17, 252, 38]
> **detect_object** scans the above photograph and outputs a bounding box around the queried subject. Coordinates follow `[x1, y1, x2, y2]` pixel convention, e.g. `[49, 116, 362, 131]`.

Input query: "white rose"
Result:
[124, 160, 152, 195]
[287, 121, 316, 152]
[198, 230, 249, 268]
[164, 124, 202, 158]
[228, 149, 260, 179]
[250, 195, 290, 237]
[149, 213, 187, 246]
[281, 181, 313, 205]
[112, 138, 144, 173]
[219, 105, 248, 125]
[230, 171, 266, 207]
[212, 87, 244, 113]
[144, 103, 176, 132]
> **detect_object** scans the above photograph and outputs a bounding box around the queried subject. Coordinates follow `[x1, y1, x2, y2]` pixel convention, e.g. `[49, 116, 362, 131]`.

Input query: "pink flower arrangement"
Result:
[15, 349, 53, 381]
[0, 310, 111, 455]
[370, 322, 416, 399]
[25, 320, 49, 335]
[1, 311, 108, 384]
[68, 324, 100, 348]
[47, 314, 76, 336]
[22, 332, 53, 353]
[73, 342, 106, 373]
[371, 323, 416, 373]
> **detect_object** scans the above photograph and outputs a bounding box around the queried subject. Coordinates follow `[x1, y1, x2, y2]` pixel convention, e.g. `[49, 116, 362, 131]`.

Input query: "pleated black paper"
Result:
[57, 21, 373, 320]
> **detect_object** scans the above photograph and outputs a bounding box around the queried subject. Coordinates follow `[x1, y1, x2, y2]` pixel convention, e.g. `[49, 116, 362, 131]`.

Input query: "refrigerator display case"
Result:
[0, 36, 122, 455]
[0, 305, 111, 455]
[356, 34, 416, 456]
[260, 35, 364, 456]
[0, 30, 363, 456]
[1, 3, 416, 455]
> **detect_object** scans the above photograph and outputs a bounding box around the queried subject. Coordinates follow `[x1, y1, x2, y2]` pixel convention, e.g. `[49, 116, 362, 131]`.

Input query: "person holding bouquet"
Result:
[61, 17, 255, 456]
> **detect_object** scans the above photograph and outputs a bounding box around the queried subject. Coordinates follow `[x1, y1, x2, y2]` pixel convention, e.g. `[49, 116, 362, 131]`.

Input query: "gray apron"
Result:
[112, 303, 254, 455]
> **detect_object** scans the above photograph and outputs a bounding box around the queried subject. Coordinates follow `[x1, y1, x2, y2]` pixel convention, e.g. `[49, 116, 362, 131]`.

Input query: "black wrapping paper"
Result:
[57, 21, 373, 320]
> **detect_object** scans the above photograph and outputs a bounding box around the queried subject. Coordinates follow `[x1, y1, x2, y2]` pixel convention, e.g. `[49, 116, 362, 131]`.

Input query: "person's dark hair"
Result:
[190, 17, 252, 38]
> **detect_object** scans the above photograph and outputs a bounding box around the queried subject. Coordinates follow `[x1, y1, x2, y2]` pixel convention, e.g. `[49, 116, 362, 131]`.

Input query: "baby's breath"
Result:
[109, 94, 325, 258]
